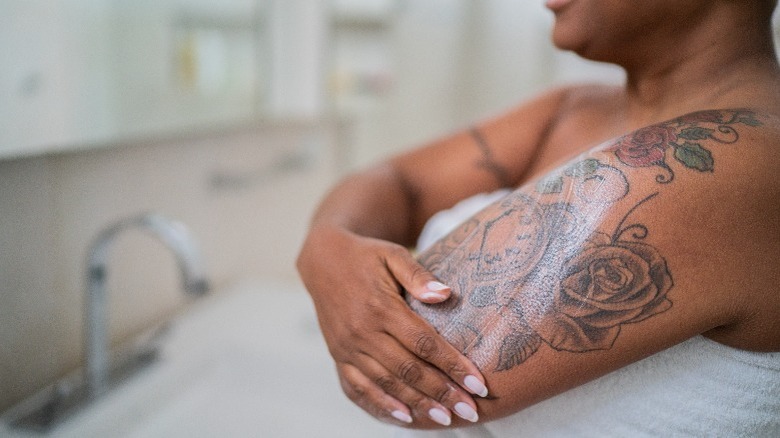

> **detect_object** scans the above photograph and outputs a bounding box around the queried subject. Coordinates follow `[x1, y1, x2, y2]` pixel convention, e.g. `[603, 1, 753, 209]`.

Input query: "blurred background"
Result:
[1, 1, 773, 436]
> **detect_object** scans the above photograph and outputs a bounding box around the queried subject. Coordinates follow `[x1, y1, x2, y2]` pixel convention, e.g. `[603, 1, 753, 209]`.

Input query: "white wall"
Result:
[266, 0, 329, 118]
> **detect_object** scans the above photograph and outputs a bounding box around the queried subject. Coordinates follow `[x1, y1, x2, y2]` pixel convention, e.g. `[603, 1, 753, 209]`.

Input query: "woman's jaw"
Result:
[545, 0, 573, 12]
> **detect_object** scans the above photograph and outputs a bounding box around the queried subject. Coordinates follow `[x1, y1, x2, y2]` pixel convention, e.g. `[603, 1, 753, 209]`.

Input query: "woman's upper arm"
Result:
[385, 86, 572, 237]
[407, 108, 780, 425]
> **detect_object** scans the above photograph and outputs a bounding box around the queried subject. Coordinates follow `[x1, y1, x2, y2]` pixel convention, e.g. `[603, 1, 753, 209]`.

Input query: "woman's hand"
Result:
[296, 225, 489, 427]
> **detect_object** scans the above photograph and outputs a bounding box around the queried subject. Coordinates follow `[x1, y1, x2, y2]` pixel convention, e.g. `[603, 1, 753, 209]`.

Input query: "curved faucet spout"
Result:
[85, 213, 209, 398]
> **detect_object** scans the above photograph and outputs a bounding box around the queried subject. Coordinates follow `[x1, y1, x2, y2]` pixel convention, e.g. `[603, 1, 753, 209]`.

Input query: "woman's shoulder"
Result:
[589, 107, 778, 226]
[665, 107, 780, 144]
[525, 82, 623, 114]
[601, 107, 779, 178]
[504, 83, 622, 119]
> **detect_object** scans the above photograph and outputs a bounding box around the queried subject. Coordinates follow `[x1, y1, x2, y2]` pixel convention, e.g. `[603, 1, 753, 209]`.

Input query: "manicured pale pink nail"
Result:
[428, 408, 451, 426]
[420, 291, 447, 301]
[454, 402, 479, 423]
[426, 281, 450, 291]
[420, 281, 450, 301]
[391, 410, 413, 424]
[464, 375, 488, 398]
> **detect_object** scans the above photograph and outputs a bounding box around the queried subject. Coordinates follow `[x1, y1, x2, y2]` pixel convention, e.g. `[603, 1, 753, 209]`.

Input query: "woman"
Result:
[297, 0, 780, 434]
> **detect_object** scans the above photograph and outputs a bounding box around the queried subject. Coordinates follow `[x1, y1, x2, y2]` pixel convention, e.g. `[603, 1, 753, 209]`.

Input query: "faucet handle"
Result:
[185, 278, 210, 296]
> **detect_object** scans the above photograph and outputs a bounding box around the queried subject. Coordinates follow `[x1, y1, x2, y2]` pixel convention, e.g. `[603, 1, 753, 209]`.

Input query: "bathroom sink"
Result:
[1, 281, 396, 438]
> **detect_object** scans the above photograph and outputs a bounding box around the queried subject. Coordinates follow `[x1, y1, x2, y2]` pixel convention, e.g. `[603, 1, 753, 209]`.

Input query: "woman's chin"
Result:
[545, 0, 573, 13]
[550, 30, 584, 53]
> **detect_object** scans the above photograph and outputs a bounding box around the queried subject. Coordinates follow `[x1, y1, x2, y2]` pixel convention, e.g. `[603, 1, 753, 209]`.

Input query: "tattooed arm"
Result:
[297, 88, 572, 425]
[408, 109, 780, 426]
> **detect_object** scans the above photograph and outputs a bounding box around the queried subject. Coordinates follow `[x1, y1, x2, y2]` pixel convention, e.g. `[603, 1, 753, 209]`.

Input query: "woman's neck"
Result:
[618, 9, 780, 126]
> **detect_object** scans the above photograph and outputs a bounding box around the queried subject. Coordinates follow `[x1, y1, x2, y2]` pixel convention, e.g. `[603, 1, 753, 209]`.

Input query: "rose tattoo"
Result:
[607, 109, 761, 182]
[534, 229, 673, 352]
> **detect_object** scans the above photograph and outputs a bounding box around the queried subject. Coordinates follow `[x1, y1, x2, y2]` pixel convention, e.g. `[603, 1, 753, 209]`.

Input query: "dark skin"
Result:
[297, 0, 780, 429]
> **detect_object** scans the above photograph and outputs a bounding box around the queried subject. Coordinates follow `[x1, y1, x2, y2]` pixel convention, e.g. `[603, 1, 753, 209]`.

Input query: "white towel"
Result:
[396, 336, 780, 437]
[416, 189, 511, 252]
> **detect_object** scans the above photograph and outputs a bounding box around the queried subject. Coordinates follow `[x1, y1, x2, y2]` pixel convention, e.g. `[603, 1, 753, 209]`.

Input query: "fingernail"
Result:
[454, 402, 479, 423]
[420, 291, 447, 301]
[464, 375, 489, 398]
[426, 281, 450, 291]
[428, 408, 451, 426]
[391, 410, 413, 424]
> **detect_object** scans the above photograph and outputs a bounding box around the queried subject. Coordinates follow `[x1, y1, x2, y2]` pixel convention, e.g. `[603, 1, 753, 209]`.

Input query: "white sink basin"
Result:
[1, 281, 397, 438]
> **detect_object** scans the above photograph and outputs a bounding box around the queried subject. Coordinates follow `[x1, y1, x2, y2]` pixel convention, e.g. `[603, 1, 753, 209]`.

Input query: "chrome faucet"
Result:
[4, 213, 210, 431]
[85, 213, 209, 398]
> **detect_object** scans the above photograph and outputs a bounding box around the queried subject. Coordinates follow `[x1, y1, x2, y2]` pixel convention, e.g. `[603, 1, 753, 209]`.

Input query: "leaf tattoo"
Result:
[607, 109, 761, 180]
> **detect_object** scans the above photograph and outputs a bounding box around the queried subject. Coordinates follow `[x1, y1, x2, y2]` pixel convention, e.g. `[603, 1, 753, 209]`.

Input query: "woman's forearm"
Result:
[298, 159, 492, 428]
[308, 163, 420, 246]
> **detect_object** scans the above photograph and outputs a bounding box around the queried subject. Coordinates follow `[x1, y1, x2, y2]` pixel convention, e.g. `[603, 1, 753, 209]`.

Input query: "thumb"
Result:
[385, 247, 452, 304]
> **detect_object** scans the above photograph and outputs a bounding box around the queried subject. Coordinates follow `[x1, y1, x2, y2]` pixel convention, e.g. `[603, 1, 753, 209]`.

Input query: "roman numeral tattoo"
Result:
[409, 109, 762, 372]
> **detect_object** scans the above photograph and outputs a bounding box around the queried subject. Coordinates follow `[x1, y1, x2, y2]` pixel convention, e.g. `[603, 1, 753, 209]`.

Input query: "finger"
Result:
[338, 364, 414, 425]
[385, 245, 451, 303]
[389, 309, 490, 399]
[348, 356, 458, 427]
[361, 337, 481, 424]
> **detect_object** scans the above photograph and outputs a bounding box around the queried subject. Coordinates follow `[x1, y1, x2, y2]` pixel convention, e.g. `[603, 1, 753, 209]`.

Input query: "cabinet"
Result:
[328, 0, 396, 115]
[0, 0, 329, 160]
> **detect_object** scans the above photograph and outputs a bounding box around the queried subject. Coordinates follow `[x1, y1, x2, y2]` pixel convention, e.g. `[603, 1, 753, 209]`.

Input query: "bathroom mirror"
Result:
[1, 0, 273, 159]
